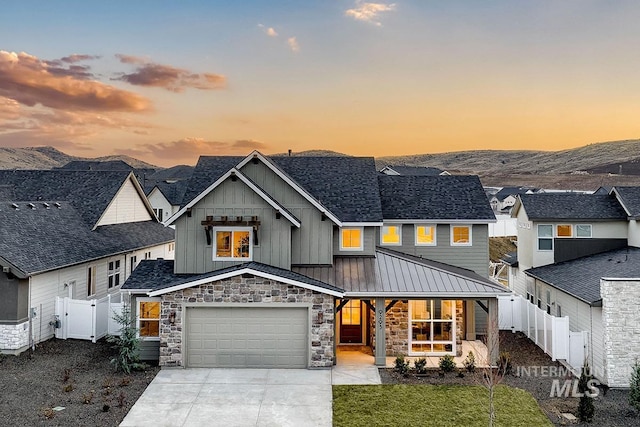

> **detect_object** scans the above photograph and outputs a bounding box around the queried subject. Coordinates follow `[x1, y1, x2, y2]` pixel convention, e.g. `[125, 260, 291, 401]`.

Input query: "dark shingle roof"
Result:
[0, 202, 174, 276]
[501, 252, 518, 267]
[58, 160, 133, 170]
[612, 187, 640, 218]
[495, 187, 533, 201]
[122, 259, 343, 295]
[147, 180, 190, 206]
[525, 247, 640, 304]
[377, 175, 495, 220]
[0, 170, 133, 226]
[180, 156, 243, 206]
[383, 166, 444, 176]
[518, 193, 627, 221]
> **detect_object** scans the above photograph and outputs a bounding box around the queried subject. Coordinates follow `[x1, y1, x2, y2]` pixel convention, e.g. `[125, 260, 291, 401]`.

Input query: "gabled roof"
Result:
[525, 247, 640, 305]
[380, 165, 445, 176]
[0, 201, 174, 277]
[611, 186, 640, 219]
[147, 180, 189, 206]
[495, 187, 533, 201]
[294, 247, 509, 298]
[0, 170, 138, 226]
[500, 252, 518, 267]
[377, 175, 495, 222]
[122, 259, 343, 297]
[515, 193, 627, 221]
[180, 156, 244, 207]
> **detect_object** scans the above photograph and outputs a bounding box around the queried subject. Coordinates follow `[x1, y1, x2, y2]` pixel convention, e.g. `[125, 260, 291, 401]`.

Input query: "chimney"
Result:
[288, 149, 292, 157]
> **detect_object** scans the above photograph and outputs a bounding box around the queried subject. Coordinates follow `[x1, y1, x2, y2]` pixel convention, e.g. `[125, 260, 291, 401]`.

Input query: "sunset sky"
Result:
[1, 1, 640, 166]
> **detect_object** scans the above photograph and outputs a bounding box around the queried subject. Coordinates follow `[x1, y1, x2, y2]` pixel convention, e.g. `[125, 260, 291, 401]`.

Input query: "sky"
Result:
[1, 1, 640, 167]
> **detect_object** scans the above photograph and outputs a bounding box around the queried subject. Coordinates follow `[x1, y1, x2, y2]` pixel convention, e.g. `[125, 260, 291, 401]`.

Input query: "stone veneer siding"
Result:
[0, 321, 29, 353]
[159, 275, 335, 368]
[601, 278, 640, 388]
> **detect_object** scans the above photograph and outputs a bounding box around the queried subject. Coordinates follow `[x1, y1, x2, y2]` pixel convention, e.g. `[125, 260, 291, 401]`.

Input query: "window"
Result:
[546, 290, 552, 315]
[130, 255, 137, 274]
[451, 225, 471, 246]
[214, 227, 252, 260]
[381, 225, 401, 245]
[415, 225, 436, 246]
[108, 260, 121, 288]
[144, 251, 152, 260]
[340, 227, 363, 251]
[526, 279, 535, 304]
[537, 224, 553, 251]
[556, 224, 572, 238]
[557, 304, 562, 317]
[342, 300, 361, 325]
[409, 300, 455, 355]
[153, 208, 164, 220]
[138, 299, 160, 339]
[87, 266, 96, 297]
[168, 242, 175, 252]
[576, 224, 592, 238]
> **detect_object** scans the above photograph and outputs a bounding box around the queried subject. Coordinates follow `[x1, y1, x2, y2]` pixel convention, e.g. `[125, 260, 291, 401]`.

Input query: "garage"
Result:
[185, 306, 309, 368]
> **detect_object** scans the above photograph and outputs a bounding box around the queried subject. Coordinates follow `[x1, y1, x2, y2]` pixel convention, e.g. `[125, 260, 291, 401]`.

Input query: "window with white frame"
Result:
[130, 255, 137, 273]
[108, 260, 121, 289]
[576, 224, 592, 238]
[537, 224, 553, 251]
[340, 227, 363, 251]
[214, 227, 252, 260]
[556, 224, 572, 238]
[409, 300, 455, 355]
[381, 225, 401, 245]
[87, 266, 96, 297]
[137, 298, 161, 340]
[415, 225, 436, 246]
[451, 225, 471, 246]
[546, 290, 552, 315]
[144, 251, 152, 260]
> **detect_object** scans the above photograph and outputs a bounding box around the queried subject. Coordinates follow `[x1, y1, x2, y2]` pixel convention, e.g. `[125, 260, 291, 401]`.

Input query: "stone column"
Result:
[486, 298, 499, 365]
[375, 297, 386, 366]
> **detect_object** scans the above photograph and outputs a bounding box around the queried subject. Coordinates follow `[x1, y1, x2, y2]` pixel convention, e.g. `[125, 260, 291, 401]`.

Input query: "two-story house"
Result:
[0, 170, 175, 354]
[122, 152, 508, 368]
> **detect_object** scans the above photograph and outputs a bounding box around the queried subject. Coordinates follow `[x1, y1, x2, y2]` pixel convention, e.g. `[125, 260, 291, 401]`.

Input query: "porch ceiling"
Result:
[293, 247, 510, 299]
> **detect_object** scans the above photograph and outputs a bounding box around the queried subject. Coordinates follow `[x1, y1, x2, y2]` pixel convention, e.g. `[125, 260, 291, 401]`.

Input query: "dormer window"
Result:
[213, 227, 252, 260]
[340, 227, 363, 251]
[381, 225, 401, 246]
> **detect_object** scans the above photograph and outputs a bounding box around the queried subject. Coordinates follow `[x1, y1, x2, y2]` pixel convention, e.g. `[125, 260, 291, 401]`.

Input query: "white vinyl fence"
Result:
[498, 294, 588, 372]
[55, 294, 124, 342]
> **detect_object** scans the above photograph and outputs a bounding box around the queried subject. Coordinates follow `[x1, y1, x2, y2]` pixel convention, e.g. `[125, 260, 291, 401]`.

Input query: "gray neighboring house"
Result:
[0, 170, 175, 354]
[122, 151, 507, 369]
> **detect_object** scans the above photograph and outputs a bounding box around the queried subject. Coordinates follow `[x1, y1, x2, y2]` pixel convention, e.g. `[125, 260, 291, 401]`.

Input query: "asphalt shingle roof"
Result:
[122, 259, 344, 294]
[147, 180, 190, 206]
[180, 156, 243, 206]
[525, 247, 640, 304]
[377, 175, 495, 220]
[383, 166, 444, 176]
[518, 193, 627, 221]
[613, 187, 640, 218]
[0, 202, 174, 276]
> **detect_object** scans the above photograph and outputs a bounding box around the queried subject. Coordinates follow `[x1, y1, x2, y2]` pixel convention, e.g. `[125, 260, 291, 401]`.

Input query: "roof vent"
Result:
[28, 203, 35, 210]
[11, 203, 18, 210]
[43, 202, 50, 209]
[54, 202, 62, 209]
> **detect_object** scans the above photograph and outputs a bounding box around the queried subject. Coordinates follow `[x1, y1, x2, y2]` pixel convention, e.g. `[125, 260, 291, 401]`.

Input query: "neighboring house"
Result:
[488, 187, 536, 214]
[505, 191, 640, 386]
[145, 180, 189, 223]
[0, 170, 175, 355]
[379, 165, 450, 176]
[56, 160, 157, 188]
[122, 151, 507, 368]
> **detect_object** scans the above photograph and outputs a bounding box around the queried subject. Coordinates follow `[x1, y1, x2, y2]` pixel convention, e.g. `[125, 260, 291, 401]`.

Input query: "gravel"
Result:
[380, 331, 640, 426]
[0, 338, 159, 426]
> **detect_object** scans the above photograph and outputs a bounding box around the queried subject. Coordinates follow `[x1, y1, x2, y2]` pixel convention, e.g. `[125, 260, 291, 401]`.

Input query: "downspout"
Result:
[28, 276, 33, 352]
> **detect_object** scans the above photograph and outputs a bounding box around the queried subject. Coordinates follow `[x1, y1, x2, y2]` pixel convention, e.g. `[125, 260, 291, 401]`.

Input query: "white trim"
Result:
[415, 224, 436, 246]
[450, 225, 472, 246]
[339, 226, 364, 251]
[382, 218, 496, 224]
[555, 224, 573, 238]
[344, 292, 508, 298]
[408, 299, 456, 356]
[342, 222, 384, 227]
[575, 224, 592, 238]
[93, 173, 158, 230]
[212, 227, 253, 261]
[380, 224, 402, 246]
[610, 187, 633, 217]
[537, 224, 553, 251]
[148, 267, 344, 297]
[136, 297, 161, 341]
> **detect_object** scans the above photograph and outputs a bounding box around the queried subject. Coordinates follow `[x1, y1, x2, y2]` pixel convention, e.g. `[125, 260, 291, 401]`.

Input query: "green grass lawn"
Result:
[333, 384, 552, 427]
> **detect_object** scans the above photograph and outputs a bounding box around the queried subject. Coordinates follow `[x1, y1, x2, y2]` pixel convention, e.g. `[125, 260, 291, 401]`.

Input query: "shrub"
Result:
[62, 368, 72, 383]
[630, 359, 640, 412]
[498, 351, 512, 375]
[63, 384, 73, 393]
[394, 355, 410, 376]
[439, 354, 456, 374]
[106, 304, 146, 374]
[82, 391, 94, 405]
[577, 361, 595, 423]
[414, 358, 428, 375]
[463, 351, 476, 373]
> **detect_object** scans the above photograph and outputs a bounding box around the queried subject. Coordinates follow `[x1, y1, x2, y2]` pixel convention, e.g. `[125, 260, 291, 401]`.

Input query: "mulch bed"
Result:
[380, 331, 640, 426]
[0, 338, 159, 426]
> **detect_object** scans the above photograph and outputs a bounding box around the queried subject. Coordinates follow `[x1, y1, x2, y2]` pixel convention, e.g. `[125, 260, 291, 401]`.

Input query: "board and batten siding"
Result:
[240, 161, 333, 265]
[333, 226, 376, 257]
[97, 178, 153, 226]
[174, 178, 292, 274]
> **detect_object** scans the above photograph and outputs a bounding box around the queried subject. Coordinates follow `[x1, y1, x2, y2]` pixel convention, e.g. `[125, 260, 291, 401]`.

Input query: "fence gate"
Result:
[55, 294, 123, 342]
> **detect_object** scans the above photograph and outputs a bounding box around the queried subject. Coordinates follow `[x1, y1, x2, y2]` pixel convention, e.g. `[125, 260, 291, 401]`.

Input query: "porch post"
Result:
[374, 297, 386, 366]
[487, 298, 499, 365]
[465, 301, 476, 340]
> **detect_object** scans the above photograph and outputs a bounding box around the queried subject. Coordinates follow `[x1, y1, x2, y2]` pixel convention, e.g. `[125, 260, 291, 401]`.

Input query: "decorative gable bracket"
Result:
[202, 215, 261, 246]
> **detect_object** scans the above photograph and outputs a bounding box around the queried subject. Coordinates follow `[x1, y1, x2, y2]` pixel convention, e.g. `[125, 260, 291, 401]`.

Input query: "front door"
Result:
[340, 300, 362, 343]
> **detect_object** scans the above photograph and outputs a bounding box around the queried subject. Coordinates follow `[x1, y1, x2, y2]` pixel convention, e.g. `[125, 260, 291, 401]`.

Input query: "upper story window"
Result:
[214, 227, 252, 260]
[108, 260, 121, 289]
[415, 225, 436, 246]
[138, 298, 160, 340]
[340, 227, 363, 251]
[153, 208, 164, 221]
[576, 224, 592, 238]
[87, 266, 96, 297]
[381, 225, 401, 246]
[130, 255, 137, 274]
[556, 224, 572, 238]
[538, 224, 553, 251]
[451, 225, 472, 246]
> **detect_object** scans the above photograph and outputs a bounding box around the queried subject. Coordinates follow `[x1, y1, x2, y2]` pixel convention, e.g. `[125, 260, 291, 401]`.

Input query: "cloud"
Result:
[117, 137, 268, 163]
[0, 51, 151, 112]
[287, 37, 300, 53]
[114, 54, 226, 92]
[345, 1, 396, 26]
[258, 24, 278, 37]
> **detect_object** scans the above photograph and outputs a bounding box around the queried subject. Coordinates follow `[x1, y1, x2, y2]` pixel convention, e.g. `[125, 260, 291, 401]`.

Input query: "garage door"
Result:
[185, 307, 308, 368]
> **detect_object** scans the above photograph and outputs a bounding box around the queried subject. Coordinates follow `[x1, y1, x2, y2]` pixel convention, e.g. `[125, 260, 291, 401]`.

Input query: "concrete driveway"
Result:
[120, 368, 332, 427]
